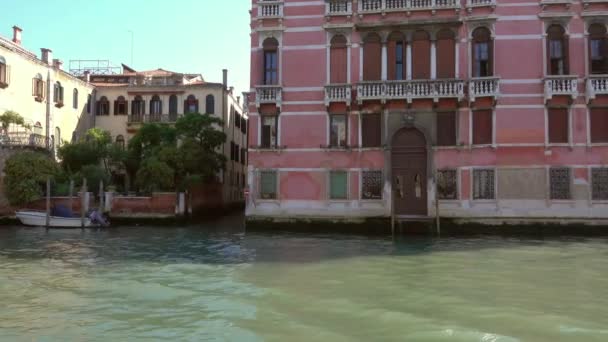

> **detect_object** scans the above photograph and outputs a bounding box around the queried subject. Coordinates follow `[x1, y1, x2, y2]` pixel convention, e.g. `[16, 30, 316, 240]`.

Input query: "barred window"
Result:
[550, 167, 571, 200]
[437, 169, 458, 200]
[473, 169, 495, 200]
[592, 168, 608, 200]
[362, 171, 382, 200]
[260, 171, 277, 200]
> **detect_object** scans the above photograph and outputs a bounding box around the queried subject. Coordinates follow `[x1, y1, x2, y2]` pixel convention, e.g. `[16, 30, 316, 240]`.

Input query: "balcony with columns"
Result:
[357, 0, 461, 15]
[465, 0, 496, 12]
[325, 84, 352, 106]
[326, 0, 353, 16]
[469, 77, 500, 102]
[256, 0, 284, 20]
[544, 76, 578, 102]
[586, 75, 608, 103]
[255, 85, 282, 110]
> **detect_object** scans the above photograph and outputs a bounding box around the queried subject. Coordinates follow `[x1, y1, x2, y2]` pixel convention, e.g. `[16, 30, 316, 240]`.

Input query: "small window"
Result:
[473, 169, 495, 200]
[589, 24, 608, 74]
[548, 108, 568, 144]
[590, 108, 608, 143]
[116, 135, 125, 149]
[436, 112, 456, 146]
[206, 95, 215, 114]
[329, 114, 347, 148]
[362, 113, 381, 148]
[53, 81, 64, 106]
[472, 110, 492, 145]
[0, 56, 10, 88]
[550, 167, 571, 200]
[472, 27, 492, 77]
[114, 96, 128, 115]
[261, 115, 277, 148]
[437, 169, 458, 200]
[362, 170, 383, 200]
[263, 38, 279, 85]
[260, 171, 277, 199]
[87, 94, 92, 114]
[32, 74, 45, 101]
[185, 95, 198, 114]
[330, 171, 348, 200]
[547, 25, 568, 75]
[73, 89, 78, 109]
[96, 96, 110, 116]
[150, 95, 162, 116]
[592, 168, 608, 200]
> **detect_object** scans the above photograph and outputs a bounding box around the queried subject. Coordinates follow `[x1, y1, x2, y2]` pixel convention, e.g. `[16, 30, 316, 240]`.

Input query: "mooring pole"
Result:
[45, 177, 51, 228]
[68, 180, 74, 213]
[435, 171, 441, 237]
[81, 178, 87, 228]
[99, 180, 104, 212]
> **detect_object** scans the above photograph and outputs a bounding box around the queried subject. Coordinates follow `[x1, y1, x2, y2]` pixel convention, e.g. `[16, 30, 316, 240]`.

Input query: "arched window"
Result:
[206, 94, 215, 114]
[96, 96, 109, 115]
[437, 29, 456, 79]
[32, 73, 44, 101]
[114, 96, 127, 115]
[131, 95, 145, 116]
[589, 23, 608, 74]
[185, 95, 199, 114]
[547, 24, 568, 75]
[169, 94, 178, 117]
[412, 30, 431, 79]
[387, 32, 406, 81]
[87, 94, 92, 114]
[330, 34, 348, 83]
[53, 81, 64, 105]
[472, 27, 493, 77]
[73, 89, 78, 109]
[0, 55, 8, 87]
[116, 135, 125, 149]
[150, 95, 162, 119]
[363, 33, 382, 81]
[263, 38, 279, 85]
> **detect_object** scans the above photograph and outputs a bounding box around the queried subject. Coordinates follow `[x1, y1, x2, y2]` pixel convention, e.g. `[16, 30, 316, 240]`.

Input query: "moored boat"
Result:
[15, 210, 92, 228]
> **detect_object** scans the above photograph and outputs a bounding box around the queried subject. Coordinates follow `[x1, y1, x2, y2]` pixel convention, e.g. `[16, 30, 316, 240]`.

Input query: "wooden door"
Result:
[391, 127, 428, 216]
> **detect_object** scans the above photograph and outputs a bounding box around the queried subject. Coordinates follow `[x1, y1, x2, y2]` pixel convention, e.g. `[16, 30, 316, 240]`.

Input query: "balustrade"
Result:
[358, 0, 460, 13]
[258, 1, 283, 18]
[586, 75, 608, 102]
[544, 76, 578, 101]
[357, 79, 465, 103]
[326, 0, 353, 15]
[325, 84, 352, 106]
[255, 85, 283, 108]
[469, 77, 500, 101]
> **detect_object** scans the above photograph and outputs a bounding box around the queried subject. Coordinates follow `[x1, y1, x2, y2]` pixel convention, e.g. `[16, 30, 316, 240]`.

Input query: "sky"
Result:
[0, 0, 252, 94]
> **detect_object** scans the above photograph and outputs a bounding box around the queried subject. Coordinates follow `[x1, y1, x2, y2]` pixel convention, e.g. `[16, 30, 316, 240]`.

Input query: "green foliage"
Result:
[3, 152, 59, 205]
[76, 165, 110, 195]
[58, 141, 104, 173]
[0, 110, 25, 131]
[135, 158, 174, 193]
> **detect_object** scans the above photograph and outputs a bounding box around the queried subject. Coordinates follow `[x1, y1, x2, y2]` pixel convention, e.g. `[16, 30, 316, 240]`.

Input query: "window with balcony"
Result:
[330, 171, 348, 200]
[388, 31, 406, 81]
[548, 107, 568, 144]
[72, 89, 78, 109]
[362, 170, 383, 200]
[96, 96, 109, 116]
[150, 95, 162, 115]
[550, 167, 571, 200]
[412, 30, 431, 79]
[329, 114, 347, 148]
[0, 56, 9, 88]
[473, 169, 495, 200]
[547, 24, 569, 75]
[436, 111, 457, 146]
[472, 109, 493, 145]
[115, 96, 128, 115]
[53, 81, 64, 107]
[330, 34, 348, 83]
[263, 38, 279, 85]
[169, 95, 178, 118]
[261, 115, 278, 148]
[32, 74, 44, 101]
[116, 135, 125, 149]
[437, 29, 455, 79]
[132, 95, 145, 117]
[185, 94, 199, 114]
[206, 94, 215, 114]
[362, 113, 381, 147]
[589, 23, 608, 75]
[260, 171, 277, 199]
[437, 169, 458, 200]
[472, 27, 493, 77]
[363, 33, 382, 81]
[590, 107, 608, 143]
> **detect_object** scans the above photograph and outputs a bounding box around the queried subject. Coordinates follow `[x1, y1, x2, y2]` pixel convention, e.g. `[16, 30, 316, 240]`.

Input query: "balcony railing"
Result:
[257, 1, 283, 18]
[358, 0, 460, 13]
[469, 77, 500, 101]
[325, 84, 352, 106]
[466, 0, 496, 10]
[326, 0, 353, 16]
[544, 75, 578, 101]
[255, 85, 282, 108]
[128, 114, 181, 124]
[586, 75, 608, 102]
[357, 79, 465, 103]
[0, 132, 49, 150]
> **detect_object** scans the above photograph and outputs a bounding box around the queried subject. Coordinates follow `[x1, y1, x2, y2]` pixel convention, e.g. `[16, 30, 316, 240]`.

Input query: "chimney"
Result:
[237, 96, 241, 104]
[12, 26, 22, 45]
[40, 48, 52, 65]
[83, 70, 90, 83]
[53, 59, 63, 70]
[222, 69, 228, 88]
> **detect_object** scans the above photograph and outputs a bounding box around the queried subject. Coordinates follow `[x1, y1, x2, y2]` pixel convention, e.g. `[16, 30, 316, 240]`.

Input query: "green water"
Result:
[0, 218, 607, 341]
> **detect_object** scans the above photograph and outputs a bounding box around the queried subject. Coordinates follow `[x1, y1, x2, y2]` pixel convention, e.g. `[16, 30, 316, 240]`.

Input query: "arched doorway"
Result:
[391, 127, 428, 216]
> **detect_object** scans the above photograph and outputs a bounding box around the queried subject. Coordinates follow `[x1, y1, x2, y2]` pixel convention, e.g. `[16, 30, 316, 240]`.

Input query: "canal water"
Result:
[0, 218, 607, 341]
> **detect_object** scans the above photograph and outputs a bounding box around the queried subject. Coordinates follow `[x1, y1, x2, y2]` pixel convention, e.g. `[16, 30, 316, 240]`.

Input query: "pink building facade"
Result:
[246, 0, 608, 225]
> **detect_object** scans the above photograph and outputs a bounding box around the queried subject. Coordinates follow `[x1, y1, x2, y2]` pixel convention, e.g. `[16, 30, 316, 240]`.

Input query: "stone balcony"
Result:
[356, 79, 465, 103]
[469, 77, 500, 102]
[325, 84, 352, 106]
[358, 0, 460, 15]
[544, 75, 578, 102]
[586, 75, 608, 103]
[255, 85, 282, 109]
[257, 0, 283, 19]
[465, 0, 496, 12]
[326, 0, 353, 16]
[128, 114, 181, 124]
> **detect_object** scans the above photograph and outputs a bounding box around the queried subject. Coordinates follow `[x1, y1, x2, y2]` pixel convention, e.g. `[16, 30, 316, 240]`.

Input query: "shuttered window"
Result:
[330, 171, 348, 200]
[330, 35, 348, 83]
[260, 171, 277, 199]
[473, 169, 495, 200]
[436, 112, 456, 146]
[362, 113, 381, 148]
[436, 29, 455, 79]
[472, 110, 492, 145]
[590, 108, 608, 143]
[548, 108, 568, 144]
[363, 33, 382, 81]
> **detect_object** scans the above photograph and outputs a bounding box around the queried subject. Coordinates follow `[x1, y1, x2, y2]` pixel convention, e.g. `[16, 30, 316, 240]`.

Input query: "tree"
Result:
[0, 110, 25, 133]
[3, 152, 59, 205]
[135, 157, 174, 193]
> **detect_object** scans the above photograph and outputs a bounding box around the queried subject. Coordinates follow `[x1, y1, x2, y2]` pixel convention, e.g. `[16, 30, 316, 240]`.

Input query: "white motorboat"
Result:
[15, 210, 92, 228]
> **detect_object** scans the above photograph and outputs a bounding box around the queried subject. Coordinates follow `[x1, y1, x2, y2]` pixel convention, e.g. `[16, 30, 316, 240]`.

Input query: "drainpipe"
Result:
[221, 70, 227, 186]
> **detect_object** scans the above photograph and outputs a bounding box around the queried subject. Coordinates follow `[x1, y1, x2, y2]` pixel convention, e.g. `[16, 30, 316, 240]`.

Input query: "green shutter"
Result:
[330, 171, 347, 199]
[260, 172, 277, 199]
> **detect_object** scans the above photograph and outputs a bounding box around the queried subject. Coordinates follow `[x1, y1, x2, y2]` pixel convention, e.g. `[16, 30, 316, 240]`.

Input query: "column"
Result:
[359, 45, 364, 80]
[381, 42, 388, 81]
[406, 41, 412, 80]
[431, 39, 437, 79]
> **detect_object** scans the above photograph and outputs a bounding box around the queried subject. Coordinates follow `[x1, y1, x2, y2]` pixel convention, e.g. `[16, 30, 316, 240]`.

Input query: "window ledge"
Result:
[54, 102, 64, 108]
[471, 144, 496, 149]
[471, 199, 497, 204]
[591, 200, 608, 204]
[588, 143, 608, 147]
[34, 96, 44, 103]
[360, 199, 383, 202]
[0, 82, 8, 89]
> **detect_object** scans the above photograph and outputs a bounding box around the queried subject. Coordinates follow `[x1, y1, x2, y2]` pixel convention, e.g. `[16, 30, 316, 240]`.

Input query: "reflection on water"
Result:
[0, 218, 607, 341]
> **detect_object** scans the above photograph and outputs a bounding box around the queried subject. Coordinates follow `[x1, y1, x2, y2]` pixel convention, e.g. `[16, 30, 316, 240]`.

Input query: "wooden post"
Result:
[435, 171, 441, 237]
[99, 180, 104, 212]
[81, 178, 87, 228]
[45, 177, 51, 228]
[68, 180, 74, 213]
